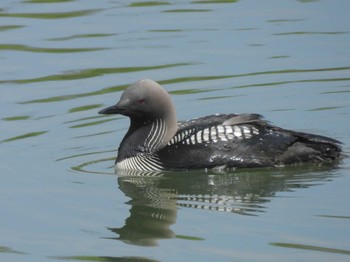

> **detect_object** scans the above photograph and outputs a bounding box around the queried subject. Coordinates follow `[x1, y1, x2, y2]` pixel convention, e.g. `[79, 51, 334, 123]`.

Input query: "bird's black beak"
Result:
[98, 104, 123, 115]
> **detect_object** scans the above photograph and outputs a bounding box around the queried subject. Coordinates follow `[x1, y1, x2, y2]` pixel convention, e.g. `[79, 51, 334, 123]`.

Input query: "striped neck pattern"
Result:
[143, 118, 167, 153]
[116, 118, 170, 171]
[116, 154, 164, 171]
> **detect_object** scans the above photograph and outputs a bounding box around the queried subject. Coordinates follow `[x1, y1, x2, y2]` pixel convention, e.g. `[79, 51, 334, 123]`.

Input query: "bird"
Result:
[98, 79, 342, 172]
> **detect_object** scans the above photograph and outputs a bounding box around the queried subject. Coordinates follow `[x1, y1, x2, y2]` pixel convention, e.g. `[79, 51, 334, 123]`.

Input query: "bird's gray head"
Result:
[99, 79, 178, 153]
[99, 79, 176, 122]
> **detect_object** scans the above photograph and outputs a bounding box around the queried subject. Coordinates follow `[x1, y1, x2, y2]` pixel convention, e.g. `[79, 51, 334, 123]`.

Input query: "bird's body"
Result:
[99, 79, 342, 172]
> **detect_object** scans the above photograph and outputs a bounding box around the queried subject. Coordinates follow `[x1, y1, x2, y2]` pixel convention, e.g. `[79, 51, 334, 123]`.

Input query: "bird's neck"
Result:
[117, 116, 177, 162]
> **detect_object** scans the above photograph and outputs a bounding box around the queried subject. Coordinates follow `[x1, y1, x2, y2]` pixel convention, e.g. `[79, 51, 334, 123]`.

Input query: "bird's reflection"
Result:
[108, 166, 339, 246]
[108, 173, 177, 246]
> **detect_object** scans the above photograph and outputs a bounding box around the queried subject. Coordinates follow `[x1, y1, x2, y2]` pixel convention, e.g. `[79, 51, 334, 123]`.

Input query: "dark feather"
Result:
[158, 114, 342, 170]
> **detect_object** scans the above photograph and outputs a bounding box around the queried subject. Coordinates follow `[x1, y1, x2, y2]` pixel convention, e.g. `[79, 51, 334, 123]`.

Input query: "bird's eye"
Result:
[137, 99, 145, 104]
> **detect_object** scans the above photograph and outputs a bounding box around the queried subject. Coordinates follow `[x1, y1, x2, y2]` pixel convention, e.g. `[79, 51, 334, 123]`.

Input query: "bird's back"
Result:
[157, 114, 342, 170]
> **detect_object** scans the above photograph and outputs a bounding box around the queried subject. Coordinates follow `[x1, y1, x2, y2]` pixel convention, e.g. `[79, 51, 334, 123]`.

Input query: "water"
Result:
[1, 0, 350, 261]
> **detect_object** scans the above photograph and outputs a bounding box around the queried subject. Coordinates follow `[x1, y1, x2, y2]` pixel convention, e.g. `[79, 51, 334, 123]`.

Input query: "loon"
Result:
[99, 79, 342, 172]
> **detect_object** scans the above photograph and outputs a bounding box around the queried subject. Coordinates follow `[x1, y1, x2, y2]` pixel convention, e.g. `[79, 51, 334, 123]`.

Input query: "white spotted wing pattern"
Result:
[168, 122, 260, 146]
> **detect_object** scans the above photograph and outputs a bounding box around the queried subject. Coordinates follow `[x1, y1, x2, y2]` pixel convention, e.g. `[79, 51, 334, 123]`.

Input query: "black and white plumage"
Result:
[99, 79, 342, 172]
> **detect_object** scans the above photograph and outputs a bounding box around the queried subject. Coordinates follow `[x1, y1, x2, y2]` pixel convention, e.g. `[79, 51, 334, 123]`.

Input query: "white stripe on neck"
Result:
[144, 118, 166, 152]
[116, 154, 164, 171]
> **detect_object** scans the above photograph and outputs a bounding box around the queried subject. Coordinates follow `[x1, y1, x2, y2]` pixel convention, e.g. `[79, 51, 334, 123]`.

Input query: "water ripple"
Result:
[192, 0, 238, 3]
[51, 255, 159, 262]
[271, 242, 350, 255]
[25, 0, 75, 3]
[1, 131, 48, 143]
[0, 25, 24, 31]
[0, 44, 108, 53]
[2, 63, 192, 85]
[162, 9, 211, 13]
[0, 9, 102, 19]
[128, 1, 171, 7]
[48, 33, 117, 41]
[0, 246, 27, 255]
[273, 31, 348, 36]
[13, 66, 350, 104]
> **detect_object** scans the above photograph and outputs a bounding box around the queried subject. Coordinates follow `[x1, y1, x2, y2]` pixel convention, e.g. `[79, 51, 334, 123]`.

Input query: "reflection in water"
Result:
[110, 167, 338, 246]
[109, 173, 177, 246]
